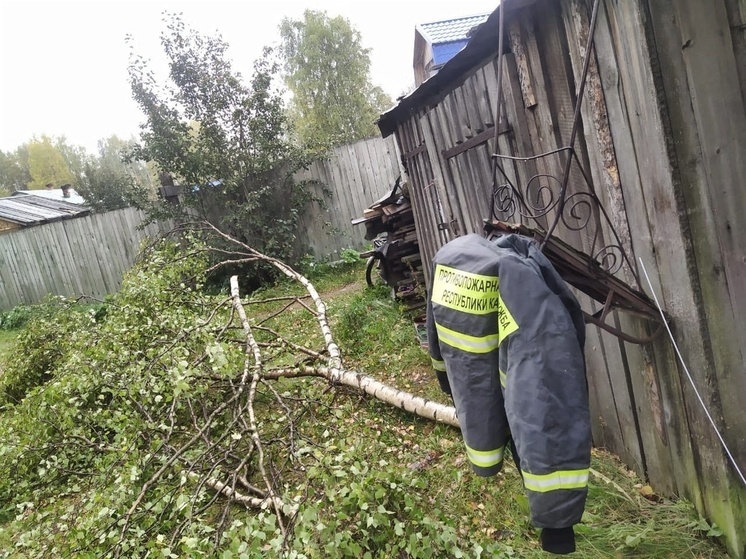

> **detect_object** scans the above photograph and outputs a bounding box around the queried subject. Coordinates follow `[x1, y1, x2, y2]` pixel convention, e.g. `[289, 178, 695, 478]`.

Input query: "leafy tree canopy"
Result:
[25, 135, 76, 189]
[127, 13, 315, 290]
[279, 10, 392, 152]
[76, 135, 153, 212]
[0, 148, 31, 194]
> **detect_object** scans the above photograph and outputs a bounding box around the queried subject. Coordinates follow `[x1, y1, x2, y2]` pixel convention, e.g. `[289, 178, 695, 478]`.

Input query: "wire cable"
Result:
[639, 258, 746, 486]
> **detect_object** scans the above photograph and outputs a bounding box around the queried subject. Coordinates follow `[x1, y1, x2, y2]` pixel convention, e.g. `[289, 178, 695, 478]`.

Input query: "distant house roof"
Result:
[417, 13, 490, 44]
[0, 193, 90, 227]
[384, 5, 504, 136]
[413, 13, 490, 87]
[13, 187, 87, 206]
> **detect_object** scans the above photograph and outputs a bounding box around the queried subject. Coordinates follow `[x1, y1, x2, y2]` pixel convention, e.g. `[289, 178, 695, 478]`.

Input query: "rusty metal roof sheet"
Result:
[0, 193, 90, 226]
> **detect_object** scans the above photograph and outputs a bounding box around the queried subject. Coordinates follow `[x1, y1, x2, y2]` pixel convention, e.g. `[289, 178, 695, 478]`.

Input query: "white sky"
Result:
[0, 0, 498, 153]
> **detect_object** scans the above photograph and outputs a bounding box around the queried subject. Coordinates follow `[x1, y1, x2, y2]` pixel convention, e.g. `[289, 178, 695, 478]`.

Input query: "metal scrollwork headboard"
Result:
[488, 0, 665, 343]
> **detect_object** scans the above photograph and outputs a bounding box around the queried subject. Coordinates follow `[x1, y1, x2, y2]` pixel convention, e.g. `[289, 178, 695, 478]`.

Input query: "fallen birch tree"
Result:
[115, 222, 460, 554]
[0, 222, 464, 557]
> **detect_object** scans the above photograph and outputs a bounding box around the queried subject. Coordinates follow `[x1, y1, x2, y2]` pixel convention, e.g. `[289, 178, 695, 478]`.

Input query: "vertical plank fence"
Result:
[0, 207, 173, 312]
[295, 135, 404, 259]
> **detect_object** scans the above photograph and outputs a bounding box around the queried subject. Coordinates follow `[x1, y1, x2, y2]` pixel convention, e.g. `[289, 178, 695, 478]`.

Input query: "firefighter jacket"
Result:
[426, 232, 591, 531]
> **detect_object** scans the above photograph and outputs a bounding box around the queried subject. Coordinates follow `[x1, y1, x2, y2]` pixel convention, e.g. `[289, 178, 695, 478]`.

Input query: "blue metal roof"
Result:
[419, 13, 490, 44]
[432, 40, 470, 66]
[0, 194, 89, 226]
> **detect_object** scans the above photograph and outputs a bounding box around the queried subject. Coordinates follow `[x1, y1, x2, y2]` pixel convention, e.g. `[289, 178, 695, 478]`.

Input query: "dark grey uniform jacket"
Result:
[426, 233, 591, 529]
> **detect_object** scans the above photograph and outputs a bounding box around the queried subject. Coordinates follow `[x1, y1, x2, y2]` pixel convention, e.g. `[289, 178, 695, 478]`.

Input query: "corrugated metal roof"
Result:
[0, 194, 90, 226]
[418, 13, 490, 44]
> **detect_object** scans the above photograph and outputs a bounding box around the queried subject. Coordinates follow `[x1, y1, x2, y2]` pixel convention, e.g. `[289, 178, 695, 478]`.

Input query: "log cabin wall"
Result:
[378, 0, 746, 554]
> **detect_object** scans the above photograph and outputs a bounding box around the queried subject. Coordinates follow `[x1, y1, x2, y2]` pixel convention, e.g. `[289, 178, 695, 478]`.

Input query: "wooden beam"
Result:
[441, 120, 511, 159]
[401, 143, 427, 160]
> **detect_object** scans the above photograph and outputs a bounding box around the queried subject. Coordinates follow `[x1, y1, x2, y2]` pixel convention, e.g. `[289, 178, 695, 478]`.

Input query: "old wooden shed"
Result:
[378, 0, 746, 554]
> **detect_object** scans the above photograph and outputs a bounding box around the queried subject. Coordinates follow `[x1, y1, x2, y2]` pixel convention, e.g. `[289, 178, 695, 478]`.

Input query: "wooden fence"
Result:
[0, 136, 402, 312]
[378, 0, 746, 554]
[295, 135, 404, 259]
[0, 207, 173, 312]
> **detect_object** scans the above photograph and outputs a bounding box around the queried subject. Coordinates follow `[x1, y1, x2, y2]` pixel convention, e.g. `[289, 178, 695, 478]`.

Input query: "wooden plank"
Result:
[441, 123, 511, 159]
[561, 0, 661, 481]
[643, 1, 746, 546]
[328, 146, 350, 246]
[420, 110, 461, 240]
[524, 1, 644, 473]
[32, 224, 63, 298]
[412, 114, 448, 258]
[90, 212, 119, 293]
[483, 55, 531, 226]
[451, 148, 485, 235]
[0, 233, 23, 309]
[508, 17, 538, 108]
[455, 84, 477, 138]
[595, 0, 681, 482]
[724, 0, 746, 112]
[433, 103, 467, 236]
[601, 0, 707, 505]
[416, 112, 450, 249]
[443, 92, 464, 144]
[346, 142, 367, 219]
[83, 213, 110, 294]
[470, 68, 495, 128]
[358, 139, 377, 199]
[433, 102, 472, 236]
[21, 227, 47, 302]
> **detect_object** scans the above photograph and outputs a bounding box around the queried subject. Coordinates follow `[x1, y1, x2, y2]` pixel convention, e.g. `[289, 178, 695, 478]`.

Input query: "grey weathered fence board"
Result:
[0, 207, 175, 311]
[295, 135, 403, 260]
[560, 0, 654, 478]
[646, 0, 746, 540]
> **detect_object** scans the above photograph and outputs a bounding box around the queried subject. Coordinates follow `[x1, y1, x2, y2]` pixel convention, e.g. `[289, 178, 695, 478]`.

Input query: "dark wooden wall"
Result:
[387, 0, 746, 554]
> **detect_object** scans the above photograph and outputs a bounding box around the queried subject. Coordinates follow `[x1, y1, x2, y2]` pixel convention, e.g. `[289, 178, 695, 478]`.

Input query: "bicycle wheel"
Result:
[365, 256, 379, 287]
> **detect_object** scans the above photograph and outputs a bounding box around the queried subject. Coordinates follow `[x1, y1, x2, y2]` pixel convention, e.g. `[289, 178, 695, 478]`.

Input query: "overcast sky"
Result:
[0, 0, 498, 153]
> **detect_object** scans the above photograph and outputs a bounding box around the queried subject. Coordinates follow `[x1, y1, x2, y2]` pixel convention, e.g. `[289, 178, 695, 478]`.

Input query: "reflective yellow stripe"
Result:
[499, 369, 507, 388]
[497, 293, 519, 344]
[523, 469, 589, 492]
[431, 264, 500, 316]
[465, 444, 505, 468]
[431, 358, 446, 372]
[435, 323, 499, 354]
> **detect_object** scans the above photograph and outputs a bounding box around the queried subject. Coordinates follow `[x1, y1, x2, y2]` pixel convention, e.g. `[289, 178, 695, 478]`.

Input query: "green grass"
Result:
[250, 261, 729, 558]
[0, 257, 729, 558]
[0, 329, 19, 372]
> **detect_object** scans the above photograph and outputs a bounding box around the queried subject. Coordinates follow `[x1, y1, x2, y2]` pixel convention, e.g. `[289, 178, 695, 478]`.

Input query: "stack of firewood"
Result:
[352, 180, 425, 311]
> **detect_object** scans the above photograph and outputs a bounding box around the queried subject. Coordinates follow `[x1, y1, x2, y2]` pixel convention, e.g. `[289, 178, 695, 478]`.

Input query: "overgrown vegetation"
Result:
[0, 236, 729, 558]
[127, 14, 317, 291]
[0, 134, 153, 207]
[279, 9, 392, 153]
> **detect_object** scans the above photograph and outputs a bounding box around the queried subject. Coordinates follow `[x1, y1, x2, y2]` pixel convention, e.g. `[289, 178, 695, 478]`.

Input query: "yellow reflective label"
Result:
[431, 358, 446, 372]
[522, 469, 590, 493]
[431, 265, 500, 315]
[497, 292, 518, 344]
[465, 443, 505, 468]
[435, 323, 499, 354]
